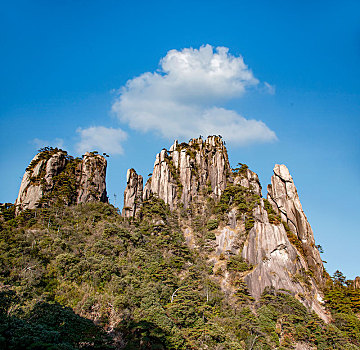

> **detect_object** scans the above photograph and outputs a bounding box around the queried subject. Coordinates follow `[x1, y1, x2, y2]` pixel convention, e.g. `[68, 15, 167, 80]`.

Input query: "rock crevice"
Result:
[267, 164, 324, 286]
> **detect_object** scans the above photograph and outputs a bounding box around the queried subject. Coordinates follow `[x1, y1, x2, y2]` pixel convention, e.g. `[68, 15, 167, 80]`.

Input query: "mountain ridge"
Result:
[120, 136, 329, 322]
[2, 135, 360, 349]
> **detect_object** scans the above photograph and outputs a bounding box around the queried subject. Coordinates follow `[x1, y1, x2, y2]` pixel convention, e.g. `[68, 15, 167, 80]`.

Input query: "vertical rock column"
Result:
[267, 164, 324, 285]
[148, 135, 232, 209]
[76, 152, 108, 203]
[122, 169, 143, 218]
[123, 135, 232, 216]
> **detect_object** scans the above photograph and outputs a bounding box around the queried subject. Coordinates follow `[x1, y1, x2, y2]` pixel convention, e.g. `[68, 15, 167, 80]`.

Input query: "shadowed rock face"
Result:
[267, 164, 324, 286]
[76, 152, 108, 204]
[15, 150, 107, 214]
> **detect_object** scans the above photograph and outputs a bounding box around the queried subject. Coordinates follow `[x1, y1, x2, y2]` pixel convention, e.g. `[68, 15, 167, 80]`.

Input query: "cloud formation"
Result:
[76, 126, 127, 155]
[112, 44, 276, 144]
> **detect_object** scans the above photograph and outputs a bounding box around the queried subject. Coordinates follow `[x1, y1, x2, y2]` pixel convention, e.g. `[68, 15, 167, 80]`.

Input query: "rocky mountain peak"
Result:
[15, 148, 107, 214]
[123, 135, 232, 214]
[354, 276, 360, 289]
[121, 142, 330, 322]
[122, 168, 143, 218]
[267, 164, 324, 286]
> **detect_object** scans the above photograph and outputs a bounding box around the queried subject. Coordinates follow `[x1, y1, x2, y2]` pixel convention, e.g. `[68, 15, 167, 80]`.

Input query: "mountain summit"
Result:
[1, 136, 359, 349]
[122, 136, 329, 322]
[15, 148, 108, 214]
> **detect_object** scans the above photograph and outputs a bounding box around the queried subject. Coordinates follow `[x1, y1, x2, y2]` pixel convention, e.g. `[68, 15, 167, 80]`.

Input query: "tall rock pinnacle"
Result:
[123, 136, 232, 215]
[267, 164, 324, 286]
[121, 138, 329, 321]
[122, 168, 143, 218]
[15, 149, 107, 214]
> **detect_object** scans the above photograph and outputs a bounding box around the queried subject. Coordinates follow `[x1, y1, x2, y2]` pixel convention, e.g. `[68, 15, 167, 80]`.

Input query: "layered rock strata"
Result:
[15, 149, 107, 214]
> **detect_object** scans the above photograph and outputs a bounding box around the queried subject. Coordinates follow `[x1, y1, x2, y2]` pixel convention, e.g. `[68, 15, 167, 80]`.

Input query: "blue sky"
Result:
[1, 0, 359, 278]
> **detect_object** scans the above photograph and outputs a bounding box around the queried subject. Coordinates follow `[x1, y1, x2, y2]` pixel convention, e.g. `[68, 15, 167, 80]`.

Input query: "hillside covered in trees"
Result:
[1, 137, 359, 349]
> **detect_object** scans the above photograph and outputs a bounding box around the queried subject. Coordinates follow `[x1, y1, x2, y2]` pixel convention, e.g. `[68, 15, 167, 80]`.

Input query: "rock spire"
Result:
[15, 149, 107, 214]
[354, 276, 360, 289]
[267, 164, 324, 286]
[123, 136, 232, 214]
[121, 138, 329, 321]
[122, 169, 143, 218]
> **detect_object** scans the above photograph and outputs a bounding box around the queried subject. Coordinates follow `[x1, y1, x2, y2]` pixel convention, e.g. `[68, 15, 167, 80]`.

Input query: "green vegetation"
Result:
[215, 184, 260, 233]
[206, 218, 218, 231]
[232, 163, 249, 176]
[25, 147, 62, 173]
[321, 270, 360, 346]
[23, 147, 85, 208]
[40, 157, 83, 207]
[263, 198, 282, 225]
[1, 197, 359, 349]
[227, 255, 252, 272]
[0, 290, 113, 349]
[0, 203, 15, 221]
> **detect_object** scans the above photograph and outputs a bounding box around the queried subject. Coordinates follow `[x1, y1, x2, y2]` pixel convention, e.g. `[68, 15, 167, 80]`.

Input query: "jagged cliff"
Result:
[122, 136, 330, 321]
[144, 136, 231, 209]
[5, 136, 360, 349]
[15, 148, 107, 214]
[124, 136, 259, 211]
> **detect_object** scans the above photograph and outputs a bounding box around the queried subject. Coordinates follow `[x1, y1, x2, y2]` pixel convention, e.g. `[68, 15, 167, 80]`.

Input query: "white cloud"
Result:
[112, 44, 277, 144]
[76, 126, 127, 155]
[264, 82, 275, 95]
[33, 137, 64, 149]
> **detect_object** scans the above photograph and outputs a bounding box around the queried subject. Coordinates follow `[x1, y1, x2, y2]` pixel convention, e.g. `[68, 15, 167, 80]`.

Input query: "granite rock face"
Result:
[121, 137, 329, 321]
[150, 136, 231, 209]
[122, 168, 143, 218]
[354, 276, 360, 289]
[267, 164, 324, 286]
[233, 167, 262, 197]
[124, 136, 232, 213]
[76, 152, 108, 204]
[15, 149, 107, 214]
[242, 201, 329, 322]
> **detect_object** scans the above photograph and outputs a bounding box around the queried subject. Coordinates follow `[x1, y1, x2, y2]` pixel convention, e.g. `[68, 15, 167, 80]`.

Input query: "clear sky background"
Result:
[1, 0, 359, 279]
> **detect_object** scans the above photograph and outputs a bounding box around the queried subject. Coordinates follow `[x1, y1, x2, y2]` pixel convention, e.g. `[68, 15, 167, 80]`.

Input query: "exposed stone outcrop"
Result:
[15, 149, 107, 214]
[120, 137, 329, 322]
[354, 276, 360, 289]
[123, 136, 232, 214]
[122, 169, 143, 218]
[76, 152, 108, 203]
[233, 166, 262, 196]
[149, 136, 231, 209]
[16, 152, 67, 214]
[242, 201, 329, 322]
[267, 164, 324, 286]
